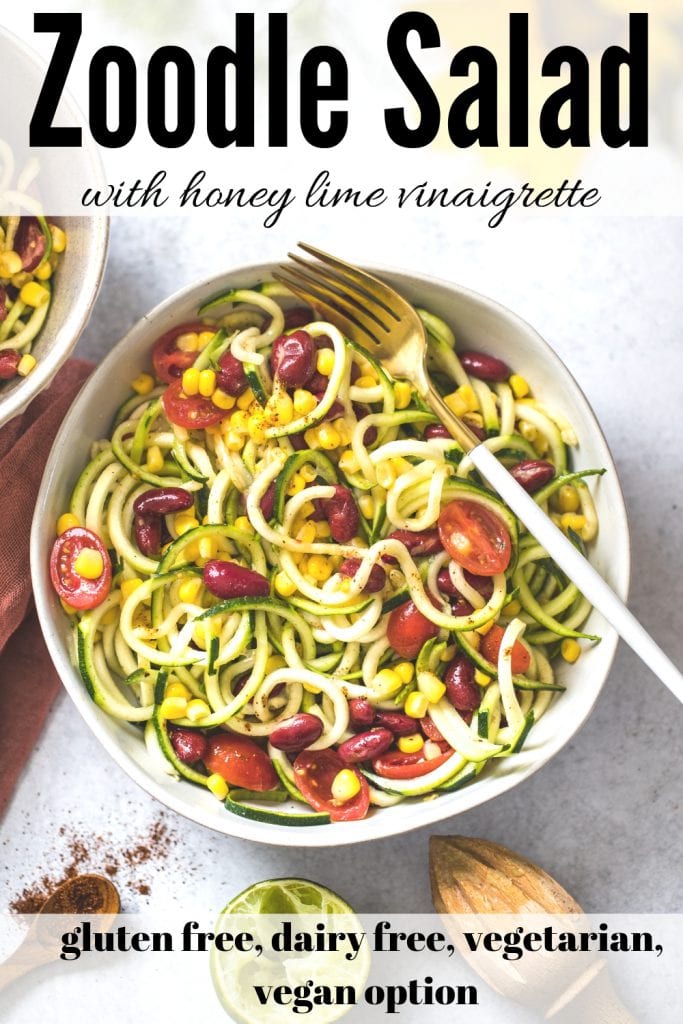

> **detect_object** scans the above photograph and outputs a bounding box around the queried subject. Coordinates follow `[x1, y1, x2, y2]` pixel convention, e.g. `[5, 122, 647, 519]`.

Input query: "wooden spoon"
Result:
[0, 874, 120, 995]
[430, 837, 638, 1023]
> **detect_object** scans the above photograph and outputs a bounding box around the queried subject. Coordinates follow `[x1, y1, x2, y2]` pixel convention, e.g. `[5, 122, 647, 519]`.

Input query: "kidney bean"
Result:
[203, 560, 270, 599]
[317, 398, 345, 422]
[338, 558, 386, 594]
[271, 330, 316, 388]
[308, 371, 329, 394]
[337, 727, 394, 764]
[269, 713, 323, 752]
[352, 403, 377, 445]
[0, 285, 7, 323]
[373, 710, 416, 737]
[348, 698, 375, 730]
[465, 420, 487, 442]
[14, 216, 46, 272]
[388, 528, 442, 558]
[133, 487, 194, 517]
[444, 655, 481, 712]
[321, 485, 359, 543]
[436, 567, 458, 596]
[289, 432, 307, 451]
[217, 350, 248, 396]
[510, 459, 556, 494]
[460, 350, 510, 382]
[284, 306, 314, 330]
[464, 570, 494, 601]
[450, 597, 474, 617]
[421, 718, 446, 743]
[134, 514, 162, 557]
[424, 423, 451, 440]
[169, 726, 208, 764]
[260, 482, 276, 520]
[0, 348, 20, 379]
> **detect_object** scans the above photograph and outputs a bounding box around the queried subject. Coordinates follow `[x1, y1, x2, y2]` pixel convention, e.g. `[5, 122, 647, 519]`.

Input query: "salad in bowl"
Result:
[43, 277, 611, 829]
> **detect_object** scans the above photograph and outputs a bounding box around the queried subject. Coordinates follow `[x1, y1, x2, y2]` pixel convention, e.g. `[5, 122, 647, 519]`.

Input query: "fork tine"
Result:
[273, 267, 385, 348]
[297, 242, 403, 321]
[287, 254, 394, 333]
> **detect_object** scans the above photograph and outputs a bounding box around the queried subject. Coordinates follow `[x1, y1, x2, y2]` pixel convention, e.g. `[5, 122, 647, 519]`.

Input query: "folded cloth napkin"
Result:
[0, 359, 93, 816]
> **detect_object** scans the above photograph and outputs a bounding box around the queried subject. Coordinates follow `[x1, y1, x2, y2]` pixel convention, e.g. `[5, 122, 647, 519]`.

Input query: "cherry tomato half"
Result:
[386, 598, 439, 660]
[50, 527, 112, 610]
[293, 749, 370, 822]
[151, 321, 209, 383]
[203, 733, 278, 791]
[162, 379, 224, 429]
[438, 499, 511, 577]
[371, 748, 453, 779]
[480, 623, 531, 674]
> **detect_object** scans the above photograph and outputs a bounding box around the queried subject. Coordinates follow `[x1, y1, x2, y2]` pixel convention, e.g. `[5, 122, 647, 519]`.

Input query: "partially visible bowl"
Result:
[0, 28, 109, 427]
[31, 261, 630, 846]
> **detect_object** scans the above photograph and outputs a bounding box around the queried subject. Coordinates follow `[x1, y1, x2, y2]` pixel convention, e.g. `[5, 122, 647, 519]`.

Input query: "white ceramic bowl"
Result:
[31, 262, 630, 846]
[0, 29, 109, 427]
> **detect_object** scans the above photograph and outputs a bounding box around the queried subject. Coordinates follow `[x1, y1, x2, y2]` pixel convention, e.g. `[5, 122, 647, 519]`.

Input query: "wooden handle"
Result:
[0, 939, 52, 994]
[547, 959, 639, 1023]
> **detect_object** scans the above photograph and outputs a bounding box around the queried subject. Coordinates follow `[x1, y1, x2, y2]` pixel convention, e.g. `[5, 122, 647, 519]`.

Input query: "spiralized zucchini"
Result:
[59, 283, 604, 823]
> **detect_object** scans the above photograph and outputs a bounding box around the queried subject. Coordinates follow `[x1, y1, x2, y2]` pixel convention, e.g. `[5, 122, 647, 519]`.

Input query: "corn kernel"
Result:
[533, 434, 549, 456]
[197, 330, 215, 350]
[474, 669, 492, 687]
[234, 515, 253, 533]
[315, 520, 331, 538]
[317, 425, 340, 450]
[176, 331, 199, 353]
[271, 392, 294, 426]
[197, 368, 216, 398]
[274, 571, 297, 597]
[186, 698, 211, 722]
[303, 680, 321, 693]
[131, 373, 154, 395]
[247, 415, 267, 443]
[303, 428, 320, 449]
[393, 381, 412, 409]
[165, 681, 191, 700]
[181, 367, 199, 396]
[299, 465, 317, 483]
[293, 389, 318, 416]
[443, 392, 467, 418]
[405, 691, 429, 718]
[358, 495, 375, 519]
[287, 472, 306, 496]
[17, 280, 48, 308]
[145, 444, 164, 473]
[561, 639, 581, 663]
[73, 547, 104, 579]
[558, 485, 580, 513]
[332, 419, 351, 446]
[57, 512, 80, 535]
[206, 772, 229, 800]
[228, 410, 249, 434]
[507, 374, 529, 399]
[338, 450, 360, 474]
[34, 261, 53, 281]
[398, 733, 424, 754]
[440, 644, 456, 662]
[212, 388, 236, 410]
[183, 540, 200, 561]
[178, 577, 203, 603]
[394, 661, 414, 684]
[175, 513, 199, 535]
[236, 387, 255, 410]
[0, 250, 22, 277]
[418, 673, 446, 704]
[504, 599, 522, 618]
[519, 421, 538, 443]
[560, 513, 587, 533]
[49, 224, 67, 252]
[354, 375, 377, 389]
[307, 555, 332, 582]
[371, 668, 403, 699]
[121, 577, 143, 600]
[331, 768, 361, 803]
[198, 536, 218, 560]
[159, 696, 187, 720]
[11, 271, 31, 289]
[265, 654, 287, 674]
[17, 354, 37, 376]
[224, 430, 245, 452]
[476, 619, 496, 636]
[316, 348, 335, 376]
[296, 522, 317, 546]
[376, 462, 396, 489]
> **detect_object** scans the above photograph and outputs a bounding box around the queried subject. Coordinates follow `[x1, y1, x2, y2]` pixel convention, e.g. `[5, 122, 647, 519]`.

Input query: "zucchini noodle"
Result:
[53, 282, 604, 825]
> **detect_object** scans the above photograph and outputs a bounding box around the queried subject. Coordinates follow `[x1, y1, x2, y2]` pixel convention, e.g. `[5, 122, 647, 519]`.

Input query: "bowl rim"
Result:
[31, 259, 631, 847]
[0, 26, 110, 428]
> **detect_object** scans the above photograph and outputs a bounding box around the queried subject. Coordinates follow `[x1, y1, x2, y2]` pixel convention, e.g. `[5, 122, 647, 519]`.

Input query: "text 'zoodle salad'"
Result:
[50, 282, 604, 825]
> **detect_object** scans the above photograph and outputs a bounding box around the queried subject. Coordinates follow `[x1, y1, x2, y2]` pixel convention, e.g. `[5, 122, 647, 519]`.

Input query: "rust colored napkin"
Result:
[0, 359, 93, 816]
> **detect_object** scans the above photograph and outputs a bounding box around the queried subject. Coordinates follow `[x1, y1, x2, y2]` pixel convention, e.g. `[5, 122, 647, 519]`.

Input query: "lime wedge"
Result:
[210, 878, 371, 1024]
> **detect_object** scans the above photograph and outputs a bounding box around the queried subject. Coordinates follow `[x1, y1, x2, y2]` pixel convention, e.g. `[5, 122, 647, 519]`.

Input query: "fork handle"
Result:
[468, 443, 683, 702]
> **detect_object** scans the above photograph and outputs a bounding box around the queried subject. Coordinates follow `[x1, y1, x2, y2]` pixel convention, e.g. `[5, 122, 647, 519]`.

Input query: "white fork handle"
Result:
[470, 444, 683, 702]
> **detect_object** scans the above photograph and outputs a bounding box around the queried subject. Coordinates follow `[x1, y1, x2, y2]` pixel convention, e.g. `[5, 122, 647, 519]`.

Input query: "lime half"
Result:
[210, 878, 370, 1024]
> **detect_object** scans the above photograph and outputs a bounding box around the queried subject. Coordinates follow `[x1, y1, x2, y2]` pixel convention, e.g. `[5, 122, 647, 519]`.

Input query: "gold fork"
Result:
[274, 242, 683, 701]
